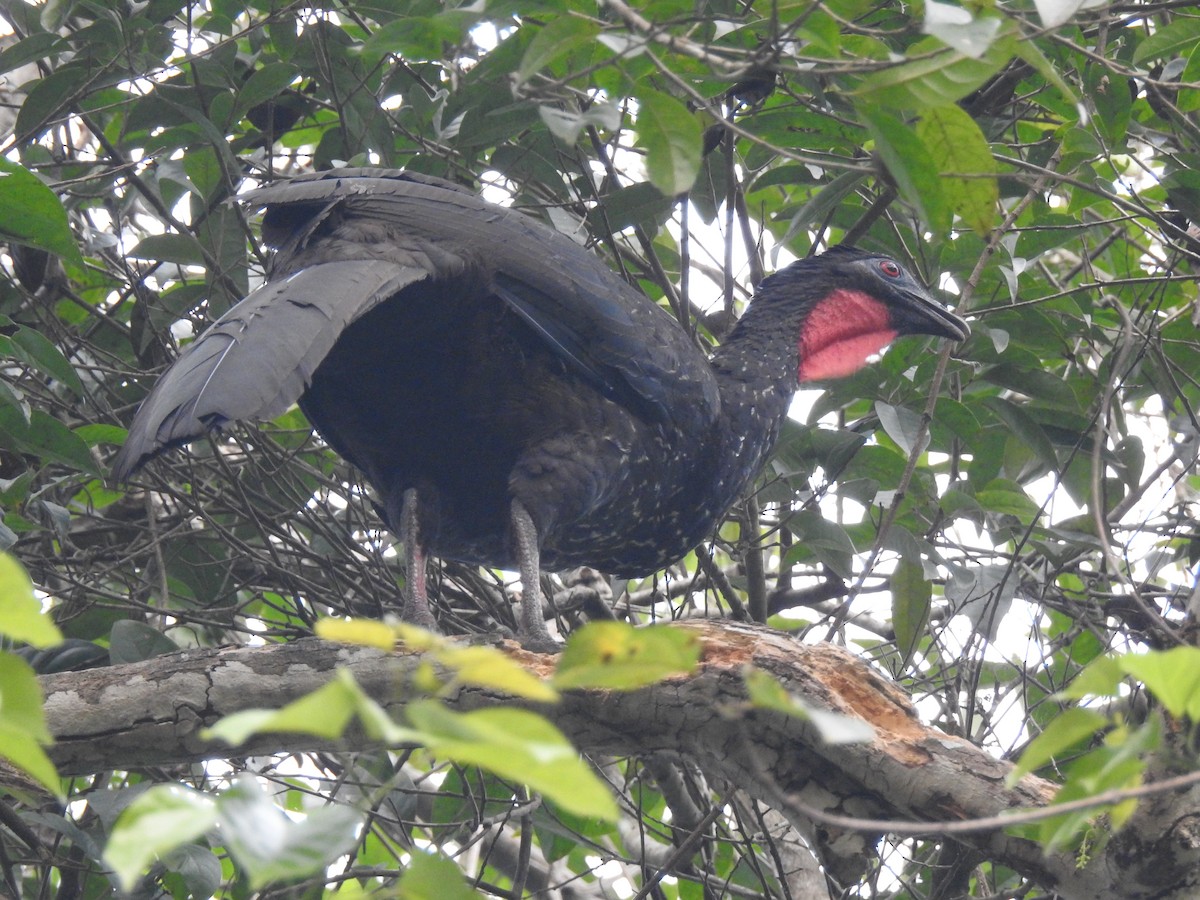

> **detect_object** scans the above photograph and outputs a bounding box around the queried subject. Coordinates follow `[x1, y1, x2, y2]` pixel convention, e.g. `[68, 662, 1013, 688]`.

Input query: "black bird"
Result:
[111, 169, 968, 650]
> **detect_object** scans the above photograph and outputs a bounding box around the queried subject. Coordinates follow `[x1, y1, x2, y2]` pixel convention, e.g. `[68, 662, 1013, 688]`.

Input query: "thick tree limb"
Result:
[37, 621, 1196, 897]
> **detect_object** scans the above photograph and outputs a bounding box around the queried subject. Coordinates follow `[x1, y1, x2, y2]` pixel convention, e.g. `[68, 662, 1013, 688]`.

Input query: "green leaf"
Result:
[1038, 755, 1144, 852]
[73, 423, 127, 447]
[105, 784, 219, 891]
[932, 397, 983, 443]
[1178, 46, 1200, 113]
[318, 618, 559, 700]
[891, 559, 931, 668]
[1035, 721, 1157, 852]
[876, 401, 928, 457]
[744, 668, 874, 744]
[743, 666, 800, 715]
[396, 852, 477, 900]
[0, 371, 27, 422]
[1032, 0, 1090, 29]
[974, 479, 1042, 522]
[1012, 39, 1081, 115]
[771, 420, 866, 479]
[923, 3, 1003, 58]
[518, 16, 600, 84]
[438, 644, 560, 701]
[39, 0, 73, 31]
[783, 511, 857, 578]
[109, 620, 180, 664]
[161, 844, 222, 899]
[204, 709, 297, 746]
[635, 92, 702, 197]
[406, 701, 618, 821]
[360, 15, 465, 61]
[1119, 647, 1200, 720]
[0, 652, 51, 743]
[182, 145, 224, 201]
[14, 67, 87, 143]
[0, 33, 64, 78]
[539, 102, 621, 144]
[552, 621, 700, 691]
[1009, 707, 1108, 783]
[945, 564, 1015, 642]
[204, 669, 366, 744]
[0, 406, 98, 474]
[859, 106, 949, 234]
[1132, 17, 1200, 65]
[235, 62, 301, 119]
[316, 616, 398, 651]
[1059, 654, 1125, 700]
[584, 182, 674, 231]
[776, 169, 866, 251]
[915, 104, 998, 236]
[1113, 436, 1145, 490]
[0, 722, 60, 796]
[854, 35, 1013, 110]
[128, 233, 207, 266]
[0, 158, 84, 266]
[217, 777, 363, 889]
[10, 326, 84, 397]
[842, 444, 908, 488]
[0, 553, 62, 647]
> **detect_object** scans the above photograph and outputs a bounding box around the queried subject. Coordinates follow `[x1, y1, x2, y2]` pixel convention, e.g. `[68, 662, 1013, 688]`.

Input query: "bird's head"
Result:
[757, 245, 969, 383]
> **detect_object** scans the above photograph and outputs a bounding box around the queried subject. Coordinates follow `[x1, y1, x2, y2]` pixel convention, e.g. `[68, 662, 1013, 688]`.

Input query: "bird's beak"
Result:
[892, 288, 970, 343]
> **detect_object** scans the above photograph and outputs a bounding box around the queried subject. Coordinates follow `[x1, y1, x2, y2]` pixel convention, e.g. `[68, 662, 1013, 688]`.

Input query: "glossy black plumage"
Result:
[112, 168, 968, 645]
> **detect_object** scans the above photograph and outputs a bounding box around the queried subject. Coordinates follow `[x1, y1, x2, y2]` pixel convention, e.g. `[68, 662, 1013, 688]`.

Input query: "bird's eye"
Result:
[880, 260, 902, 278]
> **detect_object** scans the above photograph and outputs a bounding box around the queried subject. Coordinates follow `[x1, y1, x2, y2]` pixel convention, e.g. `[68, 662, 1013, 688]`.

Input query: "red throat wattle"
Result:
[797, 288, 898, 382]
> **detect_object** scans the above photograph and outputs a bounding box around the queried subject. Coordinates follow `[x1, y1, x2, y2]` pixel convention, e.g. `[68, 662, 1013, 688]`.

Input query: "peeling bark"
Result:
[37, 621, 1197, 897]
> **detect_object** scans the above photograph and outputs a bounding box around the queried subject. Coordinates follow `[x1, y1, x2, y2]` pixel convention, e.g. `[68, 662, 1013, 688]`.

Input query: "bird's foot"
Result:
[398, 489, 442, 633]
[509, 499, 561, 653]
[400, 604, 441, 634]
[516, 626, 561, 654]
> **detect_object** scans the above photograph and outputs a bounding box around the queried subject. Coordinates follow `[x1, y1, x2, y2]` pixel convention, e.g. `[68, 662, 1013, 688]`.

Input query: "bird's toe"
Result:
[516, 629, 562, 654]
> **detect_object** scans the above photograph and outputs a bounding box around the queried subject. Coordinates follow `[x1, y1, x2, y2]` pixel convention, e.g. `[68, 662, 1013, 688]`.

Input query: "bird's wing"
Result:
[490, 271, 718, 430]
[116, 170, 721, 482]
[490, 218, 722, 432]
[111, 259, 426, 481]
[247, 171, 722, 431]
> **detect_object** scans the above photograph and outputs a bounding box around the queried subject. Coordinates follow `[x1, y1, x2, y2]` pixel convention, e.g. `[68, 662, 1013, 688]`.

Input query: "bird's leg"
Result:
[399, 488, 439, 631]
[510, 499, 559, 652]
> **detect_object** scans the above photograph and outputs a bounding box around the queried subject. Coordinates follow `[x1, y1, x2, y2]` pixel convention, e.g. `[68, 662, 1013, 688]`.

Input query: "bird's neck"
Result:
[702, 301, 807, 512]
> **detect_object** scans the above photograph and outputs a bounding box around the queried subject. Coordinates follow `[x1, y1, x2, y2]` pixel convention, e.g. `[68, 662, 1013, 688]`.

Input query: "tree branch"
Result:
[37, 621, 1194, 897]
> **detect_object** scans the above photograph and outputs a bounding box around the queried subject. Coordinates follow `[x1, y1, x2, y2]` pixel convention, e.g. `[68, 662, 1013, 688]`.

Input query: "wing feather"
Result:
[112, 259, 426, 480]
[116, 169, 724, 481]
[247, 170, 722, 431]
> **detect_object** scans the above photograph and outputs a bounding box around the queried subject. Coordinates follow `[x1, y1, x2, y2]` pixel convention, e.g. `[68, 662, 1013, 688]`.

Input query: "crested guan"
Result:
[111, 168, 969, 650]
